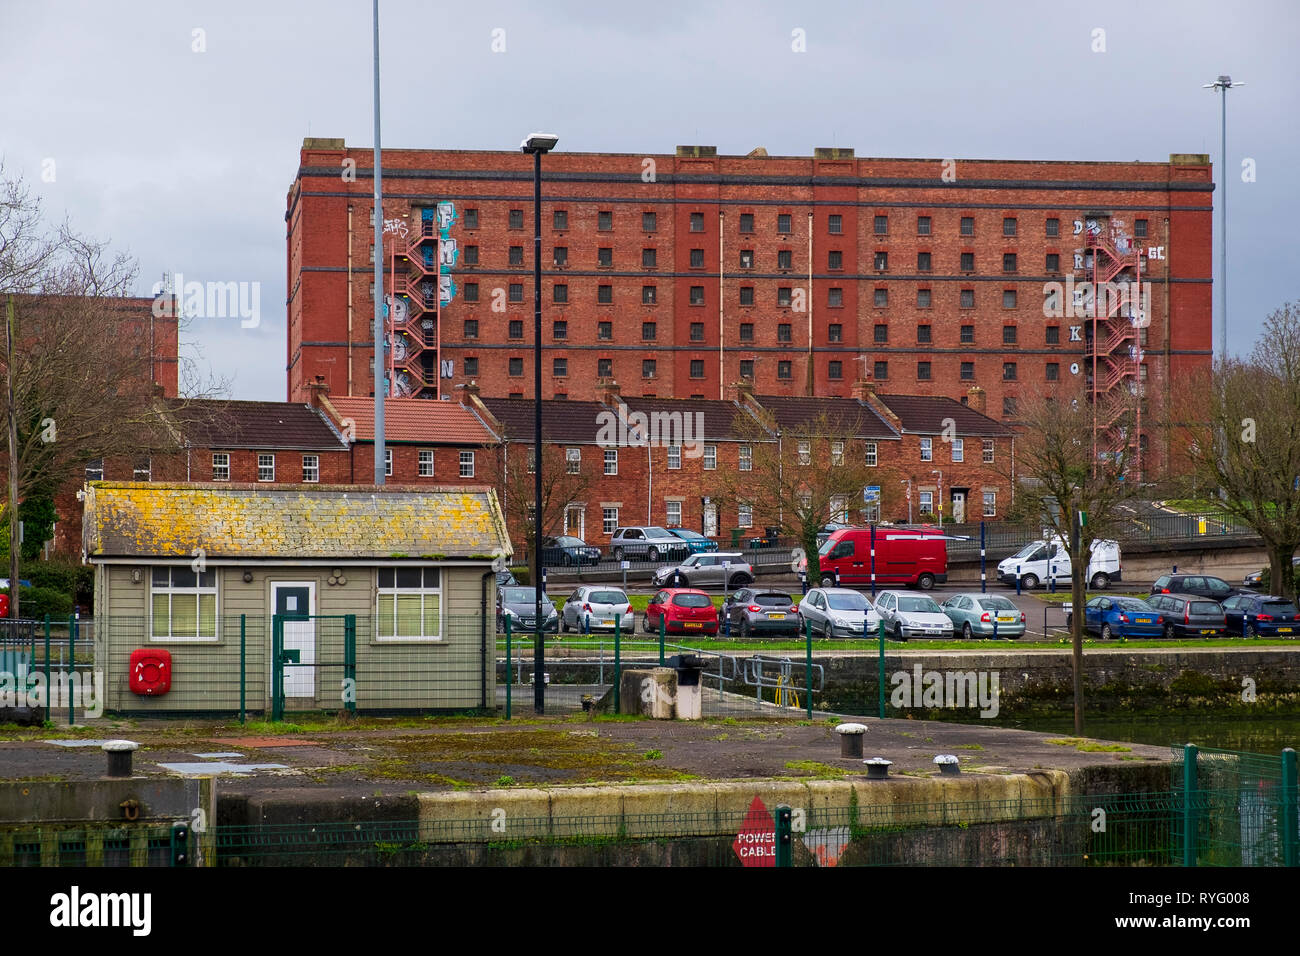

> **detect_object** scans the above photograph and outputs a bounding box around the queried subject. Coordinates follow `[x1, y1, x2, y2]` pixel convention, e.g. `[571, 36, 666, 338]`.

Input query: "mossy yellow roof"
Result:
[83, 483, 511, 560]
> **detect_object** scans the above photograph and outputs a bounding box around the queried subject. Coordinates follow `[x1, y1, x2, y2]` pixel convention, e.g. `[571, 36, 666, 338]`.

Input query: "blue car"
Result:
[1220, 594, 1299, 638]
[1067, 596, 1164, 639]
[666, 529, 719, 554]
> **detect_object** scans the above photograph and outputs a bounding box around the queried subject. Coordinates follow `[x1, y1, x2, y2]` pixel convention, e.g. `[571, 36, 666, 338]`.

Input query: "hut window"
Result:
[377, 567, 442, 641]
[150, 567, 218, 640]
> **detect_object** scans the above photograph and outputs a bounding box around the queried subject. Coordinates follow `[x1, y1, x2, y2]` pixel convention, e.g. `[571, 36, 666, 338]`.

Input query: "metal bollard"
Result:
[837, 722, 868, 758]
[864, 757, 892, 780]
[103, 740, 139, 778]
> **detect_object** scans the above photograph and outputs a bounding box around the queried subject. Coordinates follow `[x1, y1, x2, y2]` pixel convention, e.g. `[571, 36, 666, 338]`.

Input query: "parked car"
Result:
[940, 593, 1026, 639]
[872, 590, 954, 641]
[1145, 594, 1227, 638]
[1066, 596, 1163, 639]
[651, 553, 754, 590]
[495, 569, 518, 588]
[797, 588, 881, 639]
[1220, 594, 1299, 638]
[540, 535, 602, 566]
[643, 588, 719, 636]
[665, 528, 719, 554]
[816, 527, 948, 590]
[1243, 556, 1300, 589]
[558, 586, 635, 634]
[496, 586, 558, 633]
[723, 588, 801, 636]
[0, 593, 7, 618]
[609, 527, 692, 563]
[997, 538, 1121, 590]
[1149, 573, 1249, 602]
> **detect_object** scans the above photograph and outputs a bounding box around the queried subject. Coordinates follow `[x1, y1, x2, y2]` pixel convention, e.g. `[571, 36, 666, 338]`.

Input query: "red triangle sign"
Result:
[732, 796, 776, 867]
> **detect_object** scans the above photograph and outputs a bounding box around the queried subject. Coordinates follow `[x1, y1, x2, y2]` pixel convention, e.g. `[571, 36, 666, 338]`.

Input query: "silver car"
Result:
[651, 552, 754, 590]
[797, 588, 882, 639]
[558, 585, 635, 634]
[873, 590, 954, 641]
[940, 592, 1026, 639]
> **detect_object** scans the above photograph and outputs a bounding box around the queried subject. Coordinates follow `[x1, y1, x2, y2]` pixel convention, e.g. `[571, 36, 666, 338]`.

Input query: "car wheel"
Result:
[1101, 623, 1114, 640]
[612, 547, 624, 561]
[740, 617, 751, 638]
[916, 573, 936, 591]
[962, 622, 973, 640]
[559, 614, 568, 633]
[820, 575, 834, 588]
[648, 547, 660, 563]
[1164, 623, 1176, 639]
[1245, 622, 1258, 639]
[1066, 612, 1073, 630]
[1022, 574, 1039, 590]
[1091, 572, 1110, 590]
[642, 614, 653, 635]
[729, 574, 751, 589]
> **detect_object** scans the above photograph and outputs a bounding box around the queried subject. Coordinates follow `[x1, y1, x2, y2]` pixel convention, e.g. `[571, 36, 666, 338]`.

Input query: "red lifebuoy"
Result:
[128, 649, 172, 696]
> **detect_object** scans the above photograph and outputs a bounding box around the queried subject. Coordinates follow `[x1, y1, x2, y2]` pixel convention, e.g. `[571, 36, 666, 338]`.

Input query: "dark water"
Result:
[1001, 714, 1300, 754]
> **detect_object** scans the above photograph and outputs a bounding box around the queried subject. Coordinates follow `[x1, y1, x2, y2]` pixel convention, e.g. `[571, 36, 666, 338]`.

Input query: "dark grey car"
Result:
[496, 586, 558, 633]
[1146, 594, 1226, 638]
[722, 588, 800, 636]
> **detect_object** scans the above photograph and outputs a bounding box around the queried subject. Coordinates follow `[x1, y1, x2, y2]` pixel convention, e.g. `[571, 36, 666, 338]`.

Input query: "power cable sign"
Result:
[732, 796, 776, 866]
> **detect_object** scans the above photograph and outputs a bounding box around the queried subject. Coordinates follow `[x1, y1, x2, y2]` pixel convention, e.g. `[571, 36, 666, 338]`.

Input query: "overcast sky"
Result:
[2, 0, 1295, 400]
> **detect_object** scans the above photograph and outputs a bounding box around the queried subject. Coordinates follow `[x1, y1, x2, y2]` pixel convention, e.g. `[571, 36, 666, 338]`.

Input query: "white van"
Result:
[997, 537, 1120, 590]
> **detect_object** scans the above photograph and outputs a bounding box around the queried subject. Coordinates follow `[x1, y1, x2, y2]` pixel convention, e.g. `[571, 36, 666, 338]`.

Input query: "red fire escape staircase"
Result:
[1084, 221, 1144, 477]
[386, 219, 441, 398]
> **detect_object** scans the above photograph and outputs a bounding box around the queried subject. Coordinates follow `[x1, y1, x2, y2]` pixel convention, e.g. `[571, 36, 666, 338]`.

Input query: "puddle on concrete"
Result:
[156, 762, 289, 776]
[193, 752, 244, 759]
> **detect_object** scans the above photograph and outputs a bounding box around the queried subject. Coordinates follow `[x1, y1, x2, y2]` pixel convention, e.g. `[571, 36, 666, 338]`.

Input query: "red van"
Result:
[815, 526, 948, 590]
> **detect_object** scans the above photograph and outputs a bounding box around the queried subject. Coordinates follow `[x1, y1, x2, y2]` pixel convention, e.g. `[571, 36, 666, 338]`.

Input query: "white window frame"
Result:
[212, 453, 230, 482]
[951, 438, 964, 463]
[737, 501, 753, 529]
[830, 495, 848, 524]
[418, 450, 434, 477]
[919, 491, 934, 514]
[666, 500, 682, 527]
[385, 448, 393, 477]
[459, 450, 475, 478]
[604, 448, 618, 476]
[865, 442, 878, 467]
[983, 491, 997, 518]
[133, 458, 151, 481]
[526, 447, 537, 474]
[376, 567, 443, 642]
[920, 438, 933, 462]
[738, 445, 752, 471]
[258, 454, 275, 482]
[602, 507, 619, 536]
[703, 445, 717, 470]
[566, 447, 581, 474]
[667, 445, 681, 469]
[150, 566, 218, 642]
[797, 440, 811, 465]
[85, 458, 105, 481]
[302, 455, 320, 483]
[831, 441, 844, 466]
[983, 439, 995, 464]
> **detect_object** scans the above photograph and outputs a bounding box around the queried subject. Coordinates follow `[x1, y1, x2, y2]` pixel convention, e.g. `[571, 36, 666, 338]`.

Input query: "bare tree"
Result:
[1175, 303, 1300, 602]
[1003, 379, 1140, 734]
[492, 443, 595, 581]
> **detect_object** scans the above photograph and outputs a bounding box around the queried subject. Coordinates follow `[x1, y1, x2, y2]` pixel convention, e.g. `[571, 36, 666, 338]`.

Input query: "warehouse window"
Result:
[509, 209, 524, 229]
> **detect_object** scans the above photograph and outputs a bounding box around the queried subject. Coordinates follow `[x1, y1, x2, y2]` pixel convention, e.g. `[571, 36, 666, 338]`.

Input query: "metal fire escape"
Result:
[1080, 215, 1144, 479]
[385, 205, 457, 399]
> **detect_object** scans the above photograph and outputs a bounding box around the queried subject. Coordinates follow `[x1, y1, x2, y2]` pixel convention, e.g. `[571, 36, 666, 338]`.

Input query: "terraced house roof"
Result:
[83, 483, 512, 561]
[327, 396, 496, 445]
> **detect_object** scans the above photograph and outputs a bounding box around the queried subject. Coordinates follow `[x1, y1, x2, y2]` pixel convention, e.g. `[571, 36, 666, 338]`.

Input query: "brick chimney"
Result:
[458, 380, 480, 405]
[596, 378, 622, 406]
[967, 386, 987, 414]
[306, 376, 329, 408]
[854, 378, 902, 431]
[851, 378, 875, 402]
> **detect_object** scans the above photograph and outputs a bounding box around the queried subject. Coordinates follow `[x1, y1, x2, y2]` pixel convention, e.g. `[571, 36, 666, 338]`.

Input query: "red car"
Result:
[0, 593, 8, 618]
[642, 588, 719, 636]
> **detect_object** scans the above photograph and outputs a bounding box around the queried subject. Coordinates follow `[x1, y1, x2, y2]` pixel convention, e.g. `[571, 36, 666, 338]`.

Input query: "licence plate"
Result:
[1200, 629, 1215, 635]
[769, 613, 785, 620]
[600, 619, 614, 626]
[1280, 627, 1294, 633]
[925, 629, 941, 635]
[685, 622, 702, 629]
[997, 616, 1015, 623]
[1136, 618, 1151, 624]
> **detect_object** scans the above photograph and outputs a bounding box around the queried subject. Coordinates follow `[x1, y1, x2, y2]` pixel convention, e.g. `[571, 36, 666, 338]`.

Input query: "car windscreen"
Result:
[1013, 543, 1040, 558]
[978, 597, 1018, 612]
[818, 536, 837, 556]
[755, 593, 794, 606]
[1190, 602, 1222, 615]
[1115, 599, 1154, 613]
[590, 591, 627, 605]
[898, 597, 941, 613]
[1262, 602, 1299, 616]
[826, 593, 870, 610]
[503, 588, 535, 603]
[554, 537, 581, 547]
[673, 594, 712, 608]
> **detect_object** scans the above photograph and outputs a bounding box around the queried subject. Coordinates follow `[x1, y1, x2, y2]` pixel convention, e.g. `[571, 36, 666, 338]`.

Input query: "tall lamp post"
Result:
[521, 132, 558, 715]
[1203, 75, 1244, 364]
[931, 470, 943, 529]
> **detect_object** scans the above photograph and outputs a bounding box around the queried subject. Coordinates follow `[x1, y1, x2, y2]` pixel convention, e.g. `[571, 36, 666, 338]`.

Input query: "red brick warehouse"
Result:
[285, 141, 1213, 477]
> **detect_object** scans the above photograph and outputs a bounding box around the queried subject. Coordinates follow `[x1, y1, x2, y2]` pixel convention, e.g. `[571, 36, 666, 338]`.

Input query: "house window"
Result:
[1003, 253, 1017, 273]
[1135, 219, 1149, 238]
[604, 448, 618, 475]
[1003, 396, 1017, 417]
[553, 209, 568, 230]
[983, 439, 995, 464]
[831, 441, 845, 466]
[828, 323, 842, 342]
[598, 358, 613, 377]
[960, 216, 975, 236]
[739, 323, 754, 342]
[690, 323, 704, 342]
[1046, 362, 1060, 381]
[303, 455, 320, 482]
[704, 445, 717, 470]
[1003, 362, 1017, 381]
[777, 250, 792, 270]
[509, 246, 524, 266]
[739, 445, 752, 471]
[828, 250, 843, 270]
[740, 286, 755, 306]
[642, 248, 657, 268]
[385, 448, 393, 477]
[509, 283, 523, 303]
[917, 361, 931, 380]
[828, 214, 843, 234]
[920, 438, 933, 462]
[553, 284, 568, 304]
[777, 361, 792, 379]
[667, 445, 681, 469]
[377, 567, 442, 642]
[459, 450, 475, 478]
[598, 210, 612, 231]
[739, 360, 754, 379]
[464, 208, 479, 229]
[919, 491, 933, 514]
[874, 251, 888, 271]
[952, 438, 964, 462]
[130, 457, 151, 481]
[828, 287, 843, 307]
[553, 358, 568, 377]
[465, 245, 480, 266]
[509, 357, 524, 376]
[690, 359, 705, 378]
[565, 448, 581, 474]
[874, 288, 888, 307]
[917, 289, 931, 308]
[917, 325, 932, 344]
[1045, 217, 1060, 237]
[777, 214, 792, 233]
[777, 288, 792, 307]
[642, 286, 657, 305]
[150, 566, 217, 641]
[690, 212, 704, 232]
[828, 361, 843, 380]
[553, 320, 568, 340]
[797, 440, 811, 465]
[874, 215, 888, 234]
[643, 359, 657, 378]
[508, 209, 524, 229]
[598, 322, 613, 340]
[739, 213, 755, 234]
[690, 248, 704, 268]
[602, 508, 619, 535]
[258, 454, 275, 482]
[598, 247, 613, 267]
[960, 252, 975, 271]
[738, 502, 753, 529]
[463, 319, 479, 339]
[961, 324, 975, 343]
[598, 284, 613, 304]
[983, 491, 997, 517]
[690, 286, 705, 305]
[739, 249, 754, 269]
[642, 321, 657, 340]
[1003, 217, 1018, 237]
[212, 453, 229, 481]
[643, 211, 657, 231]
[508, 321, 523, 340]
[960, 288, 975, 308]
[917, 252, 932, 272]
[777, 323, 792, 342]
[864, 442, 877, 467]
[418, 450, 434, 477]
[666, 500, 682, 527]
[464, 282, 479, 302]
[84, 458, 106, 482]
[1003, 290, 1017, 309]
[1003, 325, 1017, 344]
[960, 362, 974, 380]
[873, 361, 888, 379]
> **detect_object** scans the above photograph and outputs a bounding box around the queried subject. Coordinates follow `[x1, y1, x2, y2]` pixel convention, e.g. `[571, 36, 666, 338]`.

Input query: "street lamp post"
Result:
[901, 478, 912, 524]
[521, 132, 558, 715]
[1203, 75, 1244, 364]
[931, 470, 943, 529]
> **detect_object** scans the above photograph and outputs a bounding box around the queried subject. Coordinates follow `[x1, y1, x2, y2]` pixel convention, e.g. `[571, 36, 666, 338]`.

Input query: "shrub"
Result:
[4, 586, 74, 621]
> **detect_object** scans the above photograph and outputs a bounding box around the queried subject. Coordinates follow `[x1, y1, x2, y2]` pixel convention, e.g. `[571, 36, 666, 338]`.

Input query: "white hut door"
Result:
[274, 583, 316, 698]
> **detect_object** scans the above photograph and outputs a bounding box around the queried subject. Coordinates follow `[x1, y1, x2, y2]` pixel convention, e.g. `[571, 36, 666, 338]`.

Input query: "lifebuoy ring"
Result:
[128, 648, 172, 696]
